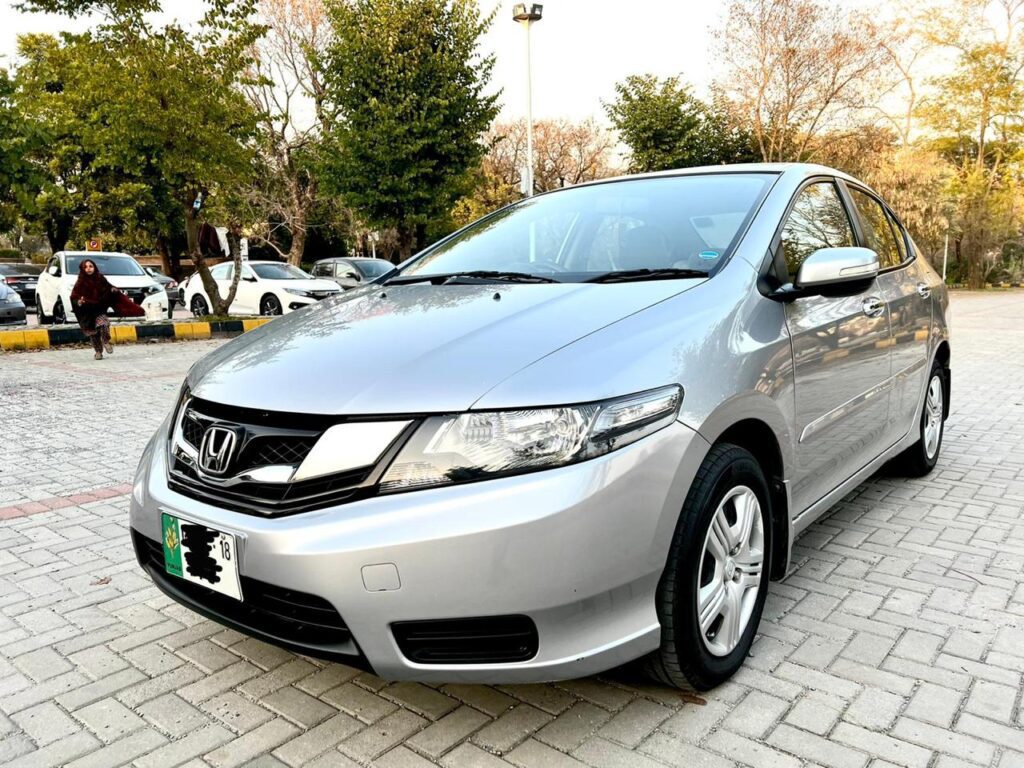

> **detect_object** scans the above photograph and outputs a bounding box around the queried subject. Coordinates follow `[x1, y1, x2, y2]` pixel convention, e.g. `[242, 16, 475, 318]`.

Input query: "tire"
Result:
[53, 298, 67, 325]
[167, 302, 174, 319]
[190, 295, 209, 318]
[36, 296, 53, 325]
[643, 443, 772, 691]
[260, 294, 282, 316]
[887, 361, 947, 477]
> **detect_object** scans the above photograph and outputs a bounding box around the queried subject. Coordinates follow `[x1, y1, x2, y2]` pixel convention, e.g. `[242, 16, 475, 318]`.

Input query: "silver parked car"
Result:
[311, 256, 395, 289]
[130, 164, 950, 690]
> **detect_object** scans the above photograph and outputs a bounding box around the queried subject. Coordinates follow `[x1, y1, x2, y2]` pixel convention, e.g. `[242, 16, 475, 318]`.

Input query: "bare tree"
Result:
[452, 118, 618, 226]
[242, 0, 336, 265]
[716, 0, 890, 162]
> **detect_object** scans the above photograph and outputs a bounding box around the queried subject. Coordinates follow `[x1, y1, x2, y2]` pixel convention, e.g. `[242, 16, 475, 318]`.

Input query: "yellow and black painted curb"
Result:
[0, 318, 272, 352]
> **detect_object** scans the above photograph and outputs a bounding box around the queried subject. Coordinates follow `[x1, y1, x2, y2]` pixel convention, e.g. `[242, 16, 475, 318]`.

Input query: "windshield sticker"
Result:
[698, 250, 720, 260]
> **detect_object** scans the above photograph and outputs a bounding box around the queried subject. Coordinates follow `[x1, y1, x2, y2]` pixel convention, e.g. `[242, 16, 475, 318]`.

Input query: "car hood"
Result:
[64, 275, 159, 290]
[189, 280, 705, 415]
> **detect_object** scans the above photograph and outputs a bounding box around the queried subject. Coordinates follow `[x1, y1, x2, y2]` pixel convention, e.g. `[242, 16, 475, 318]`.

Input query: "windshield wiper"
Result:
[585, 268, 710, 284]
[387, 270, 560, 285]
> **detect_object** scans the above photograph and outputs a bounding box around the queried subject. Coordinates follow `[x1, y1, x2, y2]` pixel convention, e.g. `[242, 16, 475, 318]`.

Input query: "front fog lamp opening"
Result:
[378, 385, 682, 493]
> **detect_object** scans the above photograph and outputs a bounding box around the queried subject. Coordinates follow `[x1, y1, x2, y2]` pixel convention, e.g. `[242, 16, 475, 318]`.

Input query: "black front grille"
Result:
[169, 457, 372, 515]
[392, 616, 539, 664]
[182, 412, 205, 449]
[132, 530, 356, 651]
[239, 435, 318, 468]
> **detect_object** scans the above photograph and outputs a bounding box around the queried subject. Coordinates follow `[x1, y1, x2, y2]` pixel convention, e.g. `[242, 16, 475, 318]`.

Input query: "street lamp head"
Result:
[512, 3, 543, 22]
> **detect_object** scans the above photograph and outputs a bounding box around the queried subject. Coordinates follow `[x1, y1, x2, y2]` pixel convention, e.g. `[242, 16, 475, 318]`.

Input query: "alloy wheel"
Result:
[697, 485, 765, 657]
[54, 299, 66, 325]
[924, 374, 944, 460]
[190, 296, 208, 317]
[261, 296, 282, 316]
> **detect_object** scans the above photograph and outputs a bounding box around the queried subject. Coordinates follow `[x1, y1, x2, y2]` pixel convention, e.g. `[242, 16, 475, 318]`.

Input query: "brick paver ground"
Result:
[0, 291, 1022, 767]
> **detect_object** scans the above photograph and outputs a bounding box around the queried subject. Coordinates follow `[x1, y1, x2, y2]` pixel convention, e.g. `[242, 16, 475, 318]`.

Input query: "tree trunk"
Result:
[185, 202, 224, 316]
[157, 238, 173, 277]
[288, 213, 307, 267]
[45, 216, 72, 253]
[220, 226, 244, 315]
[396, 223, 415, 262]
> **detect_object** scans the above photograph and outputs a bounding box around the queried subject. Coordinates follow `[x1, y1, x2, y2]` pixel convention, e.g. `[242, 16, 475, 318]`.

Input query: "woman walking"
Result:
[70, 259, 116, 360]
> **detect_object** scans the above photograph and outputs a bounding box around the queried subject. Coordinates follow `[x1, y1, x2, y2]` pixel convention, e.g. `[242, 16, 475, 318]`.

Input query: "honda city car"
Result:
[130, 164, 950, 690]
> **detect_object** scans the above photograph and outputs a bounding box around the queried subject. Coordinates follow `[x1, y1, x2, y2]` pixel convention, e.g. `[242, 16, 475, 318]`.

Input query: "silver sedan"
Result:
[130, 163, 949, 690]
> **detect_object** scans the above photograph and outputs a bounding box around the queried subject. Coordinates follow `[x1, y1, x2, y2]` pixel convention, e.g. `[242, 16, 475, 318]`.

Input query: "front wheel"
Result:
[643, 443, 772, 691]
[260, 295, 282, 316]
[53, 298, 67, 325]
[36, 296, 53, 325]
[888, 362, 946, 477]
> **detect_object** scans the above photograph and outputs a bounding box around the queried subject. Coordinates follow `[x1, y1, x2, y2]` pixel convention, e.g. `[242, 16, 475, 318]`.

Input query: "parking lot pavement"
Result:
[1, 291, 1022, 768]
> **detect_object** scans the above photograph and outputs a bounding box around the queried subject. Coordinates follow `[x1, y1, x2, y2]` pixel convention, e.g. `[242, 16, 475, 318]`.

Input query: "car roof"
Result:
[313, 256, 387, 263]
[571, 162, 865, 189]
[58, 251, 134, 257]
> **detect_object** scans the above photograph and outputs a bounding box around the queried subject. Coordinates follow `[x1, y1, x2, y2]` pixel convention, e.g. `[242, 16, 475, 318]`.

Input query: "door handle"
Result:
[862, 297, 885, 318]
[916, 282, 931, 299]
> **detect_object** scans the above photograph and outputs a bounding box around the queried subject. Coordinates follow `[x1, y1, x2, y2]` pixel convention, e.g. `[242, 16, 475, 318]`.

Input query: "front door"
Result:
[845, 186, 932, 444]
[780, 181, 893, 513]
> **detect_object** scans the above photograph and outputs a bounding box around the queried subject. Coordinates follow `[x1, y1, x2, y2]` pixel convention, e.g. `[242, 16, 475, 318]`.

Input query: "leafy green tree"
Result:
[14, 0, 263, 313]
[0, 70, 32, 233]
[604, 74, 756, 173]
[321, 0, 500, 260]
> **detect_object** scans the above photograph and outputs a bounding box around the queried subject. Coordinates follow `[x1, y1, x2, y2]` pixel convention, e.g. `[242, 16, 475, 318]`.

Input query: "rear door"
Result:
[780, 180, 893, 513]
[845, 185, 932, 443]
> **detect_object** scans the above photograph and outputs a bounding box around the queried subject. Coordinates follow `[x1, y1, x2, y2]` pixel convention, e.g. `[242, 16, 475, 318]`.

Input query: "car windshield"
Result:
[67, 254, 145, 276]
[397, 174, 774, 282]
[251, 263, 311, 280]
[353, 260, 394, 278]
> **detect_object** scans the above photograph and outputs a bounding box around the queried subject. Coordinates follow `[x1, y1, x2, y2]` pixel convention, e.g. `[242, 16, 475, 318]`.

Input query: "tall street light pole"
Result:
[513, 4, 543, 197]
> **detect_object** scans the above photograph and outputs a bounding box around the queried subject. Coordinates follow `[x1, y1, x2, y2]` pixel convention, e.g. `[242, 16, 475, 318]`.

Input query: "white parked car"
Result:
[183, 260, 341, 317]
[36, 251, 169, 325]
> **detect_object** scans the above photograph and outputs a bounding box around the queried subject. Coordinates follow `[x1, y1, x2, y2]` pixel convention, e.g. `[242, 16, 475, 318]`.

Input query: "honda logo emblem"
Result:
[198, 426, 239, 476]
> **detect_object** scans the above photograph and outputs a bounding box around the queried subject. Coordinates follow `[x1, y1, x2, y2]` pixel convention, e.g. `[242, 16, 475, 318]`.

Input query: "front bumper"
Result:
[130, 418, 708, 683]
[0, 304, 27, 325]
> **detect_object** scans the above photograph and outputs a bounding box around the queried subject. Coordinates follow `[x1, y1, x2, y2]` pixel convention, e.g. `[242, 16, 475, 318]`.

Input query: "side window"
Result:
[210, 263, 231, 280]
[780, 182, 855, 281]
[312, 263, 326, 276]
[849, 188, 901, 269]
[884, 209, 909, 265]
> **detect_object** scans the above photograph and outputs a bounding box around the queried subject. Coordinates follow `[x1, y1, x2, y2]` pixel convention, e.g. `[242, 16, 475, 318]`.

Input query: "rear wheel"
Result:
[643, 443, 771, 690]
[190, 295, 209, 317]
[888, 361, 946, 477]
[53, 298, 67, 325]
[36, 296, 53, 325]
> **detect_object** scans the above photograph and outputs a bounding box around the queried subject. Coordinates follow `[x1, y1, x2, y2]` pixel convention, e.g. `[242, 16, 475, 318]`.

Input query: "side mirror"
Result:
[48, 265, 60, 276]
[242, 275, 257, 282]
[771, 247, 878, 301]
[344, 272, 360, 281]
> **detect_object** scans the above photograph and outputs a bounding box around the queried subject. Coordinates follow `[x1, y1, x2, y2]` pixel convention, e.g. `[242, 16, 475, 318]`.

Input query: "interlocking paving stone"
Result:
[1, 293, 1023, 767]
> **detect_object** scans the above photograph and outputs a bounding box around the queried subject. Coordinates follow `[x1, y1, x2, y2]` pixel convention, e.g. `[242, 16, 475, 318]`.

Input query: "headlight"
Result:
[379, 385, 682, 492]
[144, 285, 162, 296]
[285, 288, 311, 297]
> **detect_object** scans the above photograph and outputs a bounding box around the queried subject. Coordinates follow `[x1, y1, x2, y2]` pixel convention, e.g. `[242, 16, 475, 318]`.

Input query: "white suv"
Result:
[184, 261, 341, 316]
[36, 251, 168, 325]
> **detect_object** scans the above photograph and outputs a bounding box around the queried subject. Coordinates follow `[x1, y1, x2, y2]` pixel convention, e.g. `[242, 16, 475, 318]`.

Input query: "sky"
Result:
[0, 0, 724, 123]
